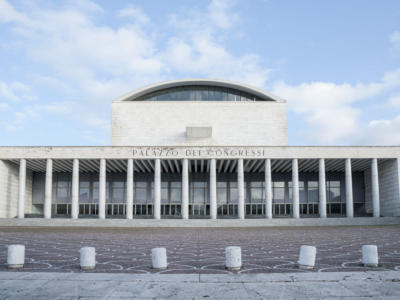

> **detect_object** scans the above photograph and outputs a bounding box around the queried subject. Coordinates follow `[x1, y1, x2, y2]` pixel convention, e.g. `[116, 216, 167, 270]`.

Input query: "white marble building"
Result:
[1, 79, 400, 221]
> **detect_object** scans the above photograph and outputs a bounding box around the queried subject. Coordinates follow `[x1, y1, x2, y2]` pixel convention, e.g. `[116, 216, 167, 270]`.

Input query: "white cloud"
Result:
[0, 0, 271, 141]
[208, 0, 237, 30]
[387, 94, 400, 108]
[0, 102, 8, 110]
[390, 31, 400, 53]
[165, 0, 270, 87]
[117, 6, 149, 24]
[2, 0, 399, 146]
[272, 69, 400, 145]
[356, 115, 400, 145]
[0, 81, 33, 101]
[0, 0, 27, 23]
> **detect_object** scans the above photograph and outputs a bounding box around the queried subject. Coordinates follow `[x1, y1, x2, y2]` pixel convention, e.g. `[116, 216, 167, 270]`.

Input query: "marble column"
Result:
[319, 158, 327, 218]
[98, 159, 106, 219]
[154, 159, 161, 220]
[181, 159, 189, 220]
[44, 158, 53, 219]
[238, 158, 245, 219]
[265, 159, 272, 219]
[17, 159, 26, 219]
[71, 159, 79, 219]
[371, 158, 380, 218]
[345, 158, 354, 218]
[126, 159, 134, 219]
[210, 158, 217, 219]
[292, 159, 300, 219]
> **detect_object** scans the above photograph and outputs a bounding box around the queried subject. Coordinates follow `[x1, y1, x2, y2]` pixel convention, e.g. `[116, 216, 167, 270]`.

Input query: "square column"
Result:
[17, 159, 26, 219]
[292, 158, 300, 219]
[210, 158, 217, 219]
[98, 159, 106, 219]
[154, 159, 161, 220]
[44, 158, 53, 219]
[264, 159, 272, 219]
[71, 159, 79, 219]
[371, 158, 380, 217]
[181, 159, 189, 220]
[237, 158, 245, 219]
[319, 158, 327, 218]
[126, 159, 134, 219]
[345, 158, 354, 218]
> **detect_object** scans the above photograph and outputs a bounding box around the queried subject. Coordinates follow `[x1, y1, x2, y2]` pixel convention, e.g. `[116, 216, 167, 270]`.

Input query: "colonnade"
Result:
[16, 158, 381, 219]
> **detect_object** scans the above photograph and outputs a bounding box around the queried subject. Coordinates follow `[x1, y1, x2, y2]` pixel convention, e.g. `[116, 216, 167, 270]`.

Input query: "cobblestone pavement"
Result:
[0, 226, 399, 274]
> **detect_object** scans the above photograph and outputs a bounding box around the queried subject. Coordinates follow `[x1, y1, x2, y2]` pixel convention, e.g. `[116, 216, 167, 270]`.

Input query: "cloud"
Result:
[390, 31, 400, 54]
[165, 0, 270, 87]
[0, 0, 27, 23]
[356, 115, 400, 145]
[0, 102, 8, 110]
[387, 94, 400, 108]
[0, 81, 34, 101]
[272, 69, 400, 144]
[117, 6, 149, 24]
[1, 0, 399, 147]
[0, 0, 271, 142]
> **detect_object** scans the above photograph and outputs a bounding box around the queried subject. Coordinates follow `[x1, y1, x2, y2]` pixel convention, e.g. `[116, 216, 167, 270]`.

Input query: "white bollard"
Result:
[225, 246, 242, 271]
[362, 245, 378, 267]
[152, 247, 167, 269]
[7, 245, 25, 269]
[80, 247, 96, 270]
[298, 245, 317, 269]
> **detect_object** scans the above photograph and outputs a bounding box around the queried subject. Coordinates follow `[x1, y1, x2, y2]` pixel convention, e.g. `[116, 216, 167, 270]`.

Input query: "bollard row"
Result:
[6, 244, 380, 270]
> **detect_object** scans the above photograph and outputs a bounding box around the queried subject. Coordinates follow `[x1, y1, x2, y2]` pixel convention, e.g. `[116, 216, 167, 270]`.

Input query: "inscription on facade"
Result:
[132, 147, 266, 159]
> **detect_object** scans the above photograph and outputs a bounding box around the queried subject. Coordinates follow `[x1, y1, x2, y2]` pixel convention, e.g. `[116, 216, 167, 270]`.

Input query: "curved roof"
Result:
[113, 79, 285, 102]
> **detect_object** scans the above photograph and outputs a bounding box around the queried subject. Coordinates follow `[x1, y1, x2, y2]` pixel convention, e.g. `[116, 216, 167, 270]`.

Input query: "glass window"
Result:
[79, 181, 90, 203]
[200, 89, 208, 100]
[189, 90, 196, 100]
[250, 181, 264, 203]
[183, 90, 190, 100]
[170, 181, 181, 203]
[208, 89, 215, 100]
[161, 182, 168, 204]
[191, 181, 207, 204]
[217, 181, 228, 204]
[140, 86, 263, 102]
[111, 181, 125, 203]
[135, 181, 148, 204]
[214, 89, 223, 100]
[273, 181, 285, 203]
[229, 182, 238, 203]
[327, 180, 341, 203]
[308, 181, 319, 203]
[57, 181, 69, 198]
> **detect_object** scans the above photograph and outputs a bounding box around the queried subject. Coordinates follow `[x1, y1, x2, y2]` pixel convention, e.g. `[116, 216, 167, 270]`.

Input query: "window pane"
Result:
[113, 188, 124, 203]
[170, 189, 181, 203]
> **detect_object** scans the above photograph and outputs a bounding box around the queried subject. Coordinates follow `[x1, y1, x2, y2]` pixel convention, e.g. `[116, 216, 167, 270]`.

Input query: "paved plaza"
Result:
[0, 225, 400, 274]
[1, 270, 400, 299]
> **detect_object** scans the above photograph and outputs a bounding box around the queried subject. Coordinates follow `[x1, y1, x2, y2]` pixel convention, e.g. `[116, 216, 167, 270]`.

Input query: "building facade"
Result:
[1, 79, 400, 220]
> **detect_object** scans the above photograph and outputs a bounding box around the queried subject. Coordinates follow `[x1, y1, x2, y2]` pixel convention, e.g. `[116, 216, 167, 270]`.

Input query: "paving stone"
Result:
[0, 226, 399, 274]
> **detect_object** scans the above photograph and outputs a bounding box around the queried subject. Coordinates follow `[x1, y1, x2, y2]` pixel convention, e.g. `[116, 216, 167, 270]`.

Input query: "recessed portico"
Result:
[2, 146, 397, 220]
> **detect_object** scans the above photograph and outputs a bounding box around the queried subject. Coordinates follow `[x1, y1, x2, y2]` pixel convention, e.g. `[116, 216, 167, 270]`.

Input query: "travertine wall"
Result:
[365, 159, 400, 216]
[378, 159, 400, 216]
[111, 102, 287, 146]
[0, 160, 32, 218]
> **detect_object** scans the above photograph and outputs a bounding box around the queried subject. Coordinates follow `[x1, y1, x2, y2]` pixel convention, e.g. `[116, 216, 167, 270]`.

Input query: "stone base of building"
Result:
[0, 217, 399, 228]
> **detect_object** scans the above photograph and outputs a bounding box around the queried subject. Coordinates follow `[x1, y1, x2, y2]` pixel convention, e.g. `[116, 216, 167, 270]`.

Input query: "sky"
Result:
[0, 0, 400, 146]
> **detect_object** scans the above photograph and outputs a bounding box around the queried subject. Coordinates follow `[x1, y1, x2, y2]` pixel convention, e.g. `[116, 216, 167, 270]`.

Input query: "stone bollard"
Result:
[7, 245, 25, 269]
[362, 245, 378, 267]
[80, 247, 96, 270]
[225, 246, 242, 271]
[298, 245, 317, 269]
[152, 247, 167, 269]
